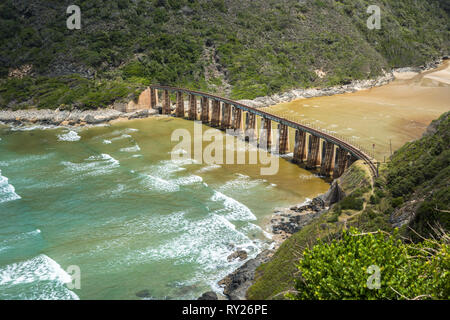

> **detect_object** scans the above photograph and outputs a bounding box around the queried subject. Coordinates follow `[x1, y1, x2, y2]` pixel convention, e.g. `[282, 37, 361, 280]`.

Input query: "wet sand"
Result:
[266, 61, 450, 161]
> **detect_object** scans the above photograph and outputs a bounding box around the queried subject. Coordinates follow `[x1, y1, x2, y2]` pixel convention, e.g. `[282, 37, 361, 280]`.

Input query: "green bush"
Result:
[340, 195, 364, 211]
[392, 197, 404, 208]
[288, 228, 449, 300]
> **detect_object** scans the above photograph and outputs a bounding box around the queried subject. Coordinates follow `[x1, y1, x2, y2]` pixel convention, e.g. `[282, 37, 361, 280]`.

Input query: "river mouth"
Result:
[0, 118, 329, 300]
[266, 61, 450, 161]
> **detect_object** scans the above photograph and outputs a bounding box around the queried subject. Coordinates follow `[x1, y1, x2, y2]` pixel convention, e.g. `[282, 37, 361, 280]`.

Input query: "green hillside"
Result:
[0, 0, 449, 110]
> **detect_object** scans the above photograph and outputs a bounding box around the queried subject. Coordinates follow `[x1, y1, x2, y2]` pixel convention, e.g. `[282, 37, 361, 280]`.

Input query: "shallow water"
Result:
[266, 61, 450, 160]
[0, 117, 329, 299]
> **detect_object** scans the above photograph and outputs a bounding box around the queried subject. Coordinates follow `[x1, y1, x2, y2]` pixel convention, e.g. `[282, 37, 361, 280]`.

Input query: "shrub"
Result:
[392, 197, 404, 208]
[288, 228, 449, 300]
[340, 195, 364, 211]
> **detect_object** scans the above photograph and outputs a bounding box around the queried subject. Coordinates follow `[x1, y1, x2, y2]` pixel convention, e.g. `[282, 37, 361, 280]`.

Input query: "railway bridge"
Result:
[140, 86, 377, 178]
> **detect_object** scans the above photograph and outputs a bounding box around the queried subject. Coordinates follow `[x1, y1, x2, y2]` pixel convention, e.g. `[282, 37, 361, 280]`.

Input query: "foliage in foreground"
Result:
[288, 228, 449, 300]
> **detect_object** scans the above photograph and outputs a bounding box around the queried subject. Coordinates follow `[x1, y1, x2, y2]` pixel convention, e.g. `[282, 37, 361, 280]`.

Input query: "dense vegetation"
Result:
[0, 0, 449, 109]
[248, 112, 450, 300]
[289, 228, 449, 300]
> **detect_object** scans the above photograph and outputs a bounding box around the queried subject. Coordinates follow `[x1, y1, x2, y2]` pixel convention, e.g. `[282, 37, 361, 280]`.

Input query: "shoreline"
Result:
[237, 58, 445, 109]
[214, 192, 334, 300]
[0, 108, 159, 128]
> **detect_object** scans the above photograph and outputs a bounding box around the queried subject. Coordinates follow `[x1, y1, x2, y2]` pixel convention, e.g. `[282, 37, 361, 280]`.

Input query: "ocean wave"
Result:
[110, 134, 132, 141]
[122, 213, 259, 270]
[174, 175, 203, 186]
[0, 169, 21, 204]
[61, 153, 119, 177]
[57, 130, 81, 142]
[0, 254, 71, 286]
[196, 164, 221, 173]
[1, 229, 41, 246]
[211, 191, 257, 221]
[0, 153, 54, 167]
[141, 174, 180, 193]
[0, 254, 79, 300]
[10, 125, 59, 131]
[120, 144, 141, 153]
[218, 174, 266, 193]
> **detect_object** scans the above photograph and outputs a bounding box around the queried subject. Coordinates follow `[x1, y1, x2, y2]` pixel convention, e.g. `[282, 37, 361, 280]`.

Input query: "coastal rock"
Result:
[237, 72, 395, 109]
[227, 250, 248, 262]
[218, 250, 273, 300]
[271, 197, 327, 238]
[198, 291, 218, 300]
[0, 107, 154, 127]
[136, 289, 151, 298]
[319, 180, 346, 206]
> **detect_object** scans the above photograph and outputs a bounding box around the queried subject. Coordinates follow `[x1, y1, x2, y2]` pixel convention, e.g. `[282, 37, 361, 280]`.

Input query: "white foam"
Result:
[0, 254, 71, 286]
[120, 144, 141, 153]
[174, 175, 203, 186]
[141, 174, 180, 193]
[122, 213, 259, 271]
[0, 254, 79, 300]
[10, 125, 59, 131]
[211, 191, 257, 221]
[0, 169, 21, 204]
[1, 229, 41, 245]
[103, 139, 112, 144]
[196, 164, 221, 173]
[57, 130, 81, 142]
[61, 153, 119, 177]
[218, 174, 265, 192]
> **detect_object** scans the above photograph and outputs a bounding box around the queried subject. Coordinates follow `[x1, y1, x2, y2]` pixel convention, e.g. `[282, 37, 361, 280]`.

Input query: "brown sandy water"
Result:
[265, 61, 450, 161]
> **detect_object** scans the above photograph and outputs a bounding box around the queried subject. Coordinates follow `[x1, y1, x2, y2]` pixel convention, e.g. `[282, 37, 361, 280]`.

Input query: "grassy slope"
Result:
[0, 0, 449, 109]
[247, 112, 450, 300]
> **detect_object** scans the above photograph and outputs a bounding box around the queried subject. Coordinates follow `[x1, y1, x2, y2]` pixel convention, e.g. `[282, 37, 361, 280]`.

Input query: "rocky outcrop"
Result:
[227, 250, 248, 262]
[197, 291, 218, 300]
[270, 197, 327, 242]
[319, 180, 346, 206]
[218, 250, 273, 300]
[0, 108, 158, 127]
[136, 289, 152, 298]
[237, 72, 395, 109]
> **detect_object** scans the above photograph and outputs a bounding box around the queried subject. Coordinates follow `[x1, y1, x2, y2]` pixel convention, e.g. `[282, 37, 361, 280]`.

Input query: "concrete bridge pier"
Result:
[306, 135, 321, 169]
[221, 103, 232, 130]
[259, 117, 272, 150]
[211, 100, 221, 127]
[293, 130, 307, 163]
[201, 97, 210, 123]
[333, 148, 349, 178]
[163, 90, 171, 115]
[176, 92, 184, 117]
[232, 107, 243, 135]
[188, 94, 197, 120]
[245, 112, 258, 142]
[277, 124, 290, 154]
[320, 141, 335, 176]
[150, 88, 158, 109]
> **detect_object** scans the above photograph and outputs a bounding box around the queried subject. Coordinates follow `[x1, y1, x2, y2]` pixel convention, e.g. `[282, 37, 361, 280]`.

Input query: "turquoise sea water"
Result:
[0, 117, 328, 300]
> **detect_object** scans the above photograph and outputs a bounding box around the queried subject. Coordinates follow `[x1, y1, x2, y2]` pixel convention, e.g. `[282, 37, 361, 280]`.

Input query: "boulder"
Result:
[227, 250, 248, 262]
[198, 291, 218, 300]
